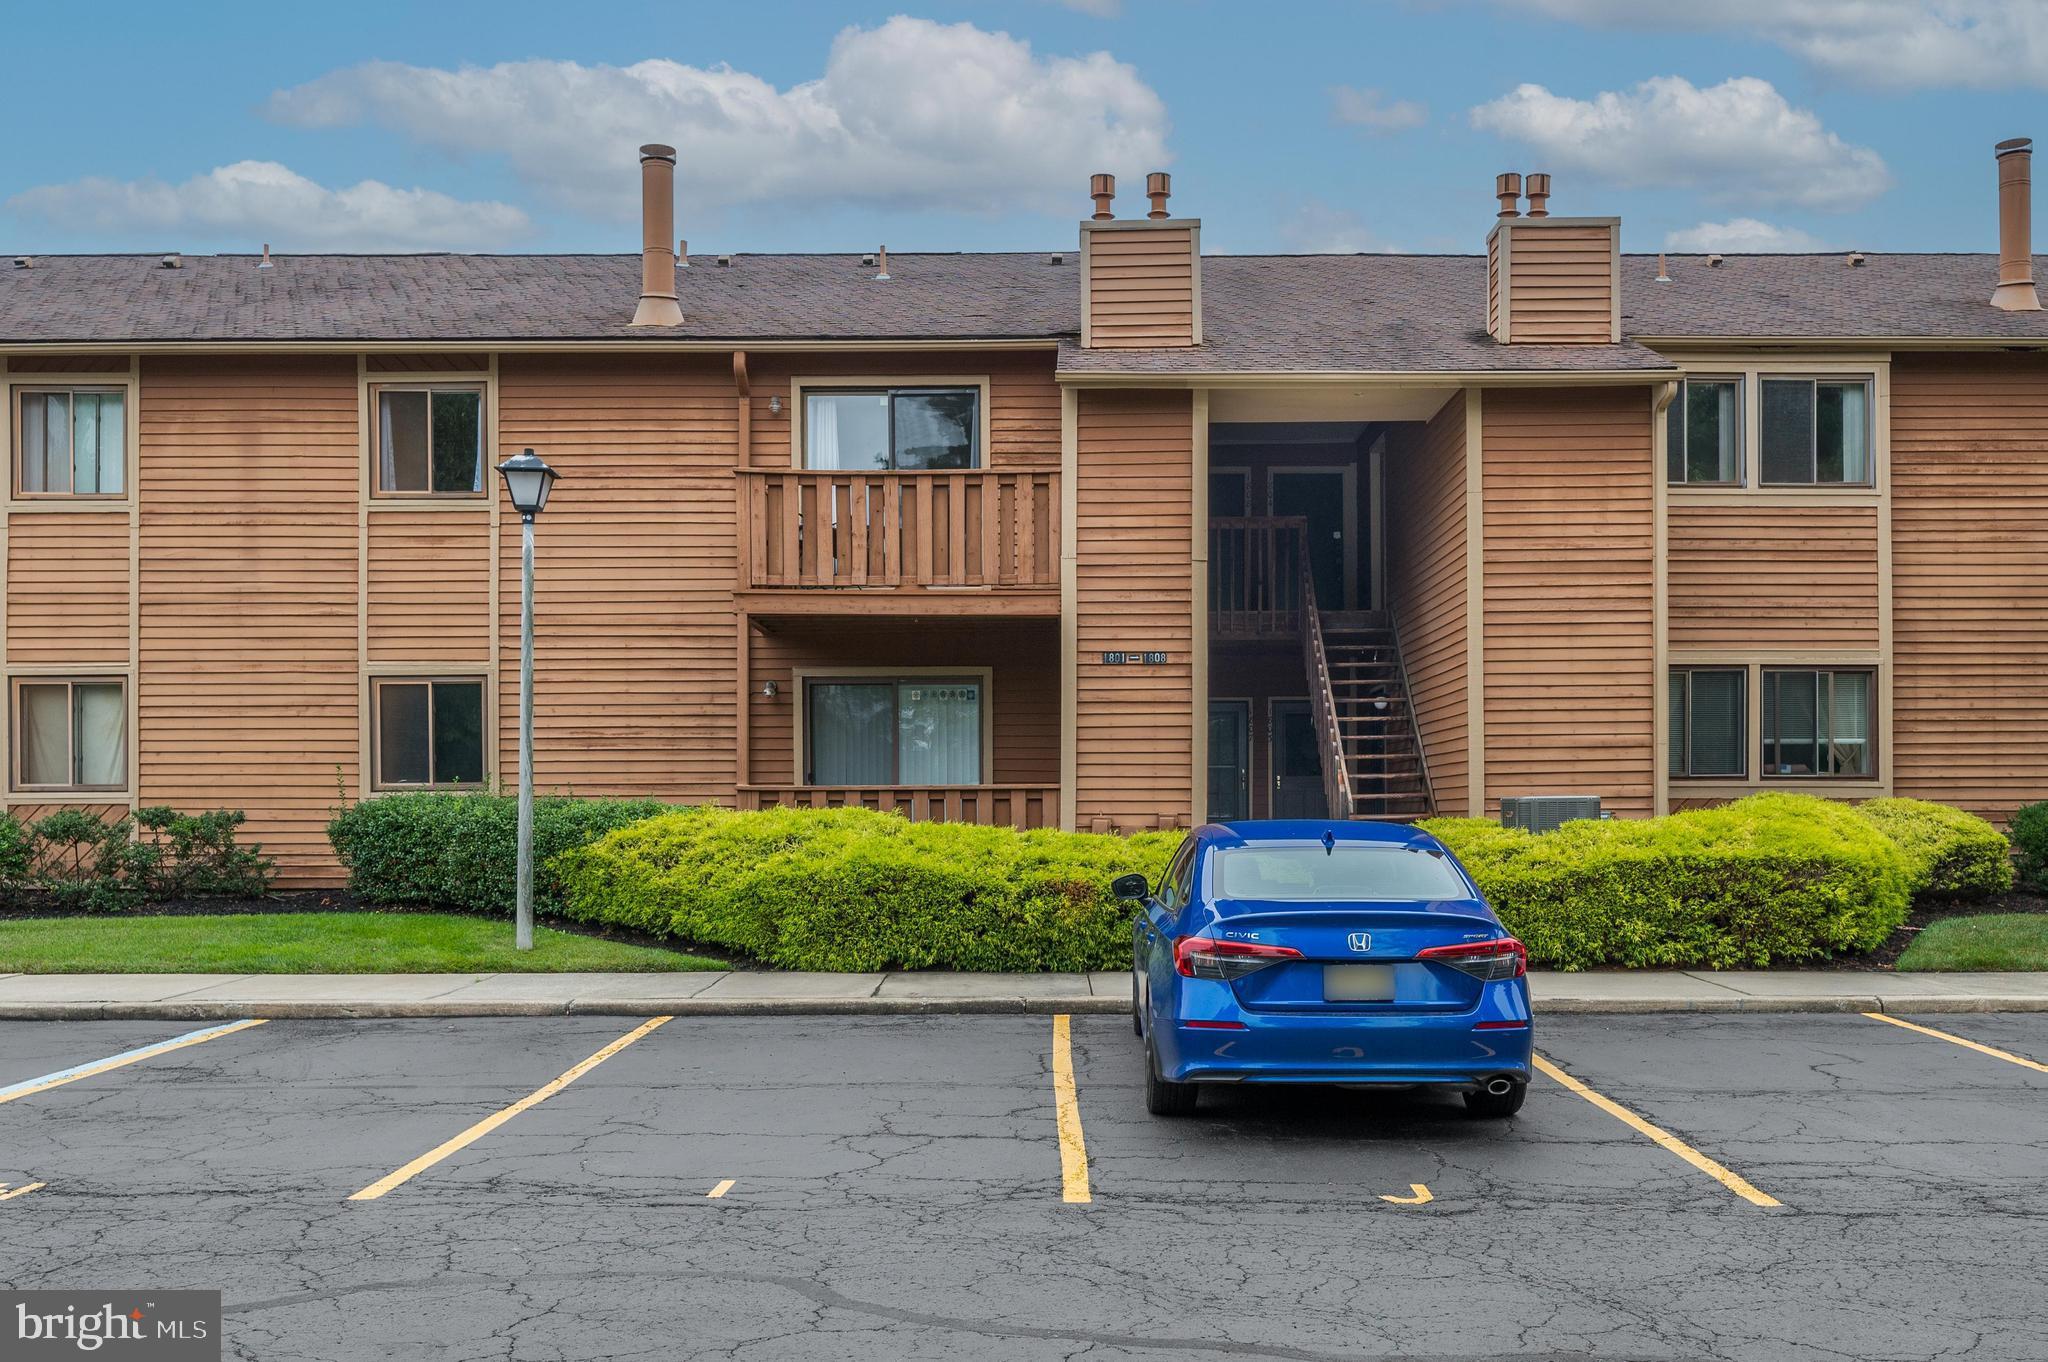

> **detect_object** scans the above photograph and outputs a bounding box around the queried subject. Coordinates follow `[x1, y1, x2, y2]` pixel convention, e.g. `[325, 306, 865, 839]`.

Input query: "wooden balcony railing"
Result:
[1210, 516, 1308, 638]
[737, 784, 1060, 829]
[739, 469, 1058, 591]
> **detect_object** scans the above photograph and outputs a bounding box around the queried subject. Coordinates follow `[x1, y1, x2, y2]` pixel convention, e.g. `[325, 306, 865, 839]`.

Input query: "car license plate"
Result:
[1324, 963, 1395, 1002]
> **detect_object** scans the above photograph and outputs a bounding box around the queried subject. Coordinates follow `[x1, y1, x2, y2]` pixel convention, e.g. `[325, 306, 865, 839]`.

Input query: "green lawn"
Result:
[0, 913, 724, 974]
[1896, 914, 2048, 972]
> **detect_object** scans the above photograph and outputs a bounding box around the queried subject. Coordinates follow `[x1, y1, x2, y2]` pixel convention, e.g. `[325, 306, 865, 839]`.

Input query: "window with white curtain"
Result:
[1762, 668, 1873, 777]
[1760, 378, 1872, 485]
[375, 387, 484, 494]
[15, 388, 126, 497]
[806, 677, 983, 785]
[13, 678, 126, 790]
[803, 388, 979, 470]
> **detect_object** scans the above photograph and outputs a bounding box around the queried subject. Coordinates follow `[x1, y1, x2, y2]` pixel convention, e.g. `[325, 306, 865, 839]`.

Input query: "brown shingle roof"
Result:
[5, 249, 2046, 371]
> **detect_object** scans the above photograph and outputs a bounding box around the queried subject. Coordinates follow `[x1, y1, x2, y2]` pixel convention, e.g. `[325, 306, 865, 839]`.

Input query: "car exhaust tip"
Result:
[1483, 1077, 1515, 1097]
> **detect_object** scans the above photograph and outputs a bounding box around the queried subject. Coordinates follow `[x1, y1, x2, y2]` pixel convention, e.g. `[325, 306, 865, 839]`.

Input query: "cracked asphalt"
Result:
[1, 1012, 2044, 1361]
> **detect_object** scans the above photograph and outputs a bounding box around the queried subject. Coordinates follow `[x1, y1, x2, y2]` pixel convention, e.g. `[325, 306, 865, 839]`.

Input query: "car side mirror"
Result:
[1111, 873, 1149, 902]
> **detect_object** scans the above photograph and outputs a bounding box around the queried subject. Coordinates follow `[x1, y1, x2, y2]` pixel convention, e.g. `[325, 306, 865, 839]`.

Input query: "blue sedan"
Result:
[1116, 820, 1532, 1118]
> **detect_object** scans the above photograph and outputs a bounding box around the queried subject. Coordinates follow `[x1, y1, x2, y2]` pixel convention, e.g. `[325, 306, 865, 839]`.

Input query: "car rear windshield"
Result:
[1212, 845, 1467, 901]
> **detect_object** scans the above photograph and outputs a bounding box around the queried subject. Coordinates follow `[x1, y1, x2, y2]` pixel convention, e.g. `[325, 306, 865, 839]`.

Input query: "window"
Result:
[1156, 837, 1197, 911]
[1213, 845, 1468, 902]
[374, 678, 486, 787]
[803, 388, 980, 470]
[1760, 378, 1871, 485]
[13, 678, 126, 791]
[375, 387, 484, 494]
[1665, 379, 1741, 485]
[14, 388, 125, 497]
[1669, 668, 1746, 778]
[1762, 668, 1873, 777]
[805, 677, 983, 785]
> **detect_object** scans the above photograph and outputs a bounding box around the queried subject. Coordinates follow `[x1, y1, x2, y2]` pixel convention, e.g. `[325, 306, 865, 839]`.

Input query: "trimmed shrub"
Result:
[27, 810, 156, 912]
[1422, 793, 1912, 970]
[327, 793, 674, 916]
[2010, 801, 2048, 889]
[552, 806, 1179, 972]
[1850, 798, 2012, 899]
[136, 806, 277, 900]
[0, 813, 32, 901]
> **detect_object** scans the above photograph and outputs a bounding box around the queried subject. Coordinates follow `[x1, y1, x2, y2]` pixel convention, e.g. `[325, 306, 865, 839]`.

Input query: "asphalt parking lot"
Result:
[1, 1010, 2044, 1361]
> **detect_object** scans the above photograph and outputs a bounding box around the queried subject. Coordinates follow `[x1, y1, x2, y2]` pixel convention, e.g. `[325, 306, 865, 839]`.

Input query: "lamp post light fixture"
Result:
[496, 449, 561, 951]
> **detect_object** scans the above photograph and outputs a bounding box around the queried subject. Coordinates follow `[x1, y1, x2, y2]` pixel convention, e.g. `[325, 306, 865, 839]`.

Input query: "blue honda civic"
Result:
[1115, 820, 1532, 1118]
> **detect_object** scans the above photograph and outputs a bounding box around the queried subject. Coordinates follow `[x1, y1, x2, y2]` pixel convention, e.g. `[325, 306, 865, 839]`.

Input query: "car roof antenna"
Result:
[1322, 829, 1336, 855]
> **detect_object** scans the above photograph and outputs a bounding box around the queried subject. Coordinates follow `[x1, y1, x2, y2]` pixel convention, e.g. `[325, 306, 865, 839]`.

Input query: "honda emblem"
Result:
[1346, 931, 1372, 953]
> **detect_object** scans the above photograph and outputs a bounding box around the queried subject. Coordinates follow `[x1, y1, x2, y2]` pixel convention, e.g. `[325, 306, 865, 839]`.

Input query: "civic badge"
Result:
[1346, 932, 1373, 953]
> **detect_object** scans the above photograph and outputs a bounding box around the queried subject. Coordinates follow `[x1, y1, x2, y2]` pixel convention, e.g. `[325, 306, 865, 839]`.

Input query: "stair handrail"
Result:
[1384, 604, 1436, 817]
[1297, 547, 1356, 820]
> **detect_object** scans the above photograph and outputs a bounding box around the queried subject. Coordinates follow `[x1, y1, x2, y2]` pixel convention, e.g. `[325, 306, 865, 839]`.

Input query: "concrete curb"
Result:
[1, 995, 2043, 1021]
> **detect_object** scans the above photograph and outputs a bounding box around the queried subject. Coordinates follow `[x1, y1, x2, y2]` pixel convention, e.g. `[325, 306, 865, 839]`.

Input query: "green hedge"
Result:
[553, 806, 1178, 971]
[327, 793, 672, 916]
[1851, 798, 2012, 899]
[2010, 801, 2048, 889]
[1421, 794, 1913, 970]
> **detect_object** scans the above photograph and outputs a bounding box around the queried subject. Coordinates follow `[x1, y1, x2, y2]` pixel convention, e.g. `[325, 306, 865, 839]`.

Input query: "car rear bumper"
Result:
[1157, 983, 1534, 1085]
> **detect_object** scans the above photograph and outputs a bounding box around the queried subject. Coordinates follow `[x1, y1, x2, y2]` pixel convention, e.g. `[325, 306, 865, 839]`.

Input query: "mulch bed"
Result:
[0, 891, 745, 966]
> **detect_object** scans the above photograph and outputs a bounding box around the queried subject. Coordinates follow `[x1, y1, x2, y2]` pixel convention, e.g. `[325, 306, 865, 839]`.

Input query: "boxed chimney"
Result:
[1079, 171, 1201, 349]
[1486, 173, 1620, 344]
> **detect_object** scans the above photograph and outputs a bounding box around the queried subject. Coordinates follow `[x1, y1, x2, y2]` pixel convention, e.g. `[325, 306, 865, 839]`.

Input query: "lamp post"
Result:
[496, 449, 560, 951]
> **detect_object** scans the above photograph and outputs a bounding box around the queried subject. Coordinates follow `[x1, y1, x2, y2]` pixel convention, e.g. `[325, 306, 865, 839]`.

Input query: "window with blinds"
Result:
[805, 677, 983, 785]
[14, 388, 126, 497]
[1668, 668, 1746, 778]
[1762, 669, 1873, 777]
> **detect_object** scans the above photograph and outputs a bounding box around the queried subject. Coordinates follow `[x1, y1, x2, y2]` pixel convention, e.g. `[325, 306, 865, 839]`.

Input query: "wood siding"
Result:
[1384, 396, 1469, 815]
[1496, 221, 1617, 344]
[1890, 351, 2048, 819]
[7, 511, 129, 665]
[1667, 503, 1880, 650]
[367, 510, 491, 662]
[1481, 385, 1655, 814]
[1074, 389, 1194, 830]
[744, 617, 1058, 786]
[1083, 226, 1197, 349]
[495, 354, 738, 799]
[137, 356, 359, 884]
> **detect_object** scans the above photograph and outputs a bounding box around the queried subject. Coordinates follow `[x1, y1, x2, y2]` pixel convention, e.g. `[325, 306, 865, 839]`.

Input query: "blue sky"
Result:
[3, 0, 2043, 257]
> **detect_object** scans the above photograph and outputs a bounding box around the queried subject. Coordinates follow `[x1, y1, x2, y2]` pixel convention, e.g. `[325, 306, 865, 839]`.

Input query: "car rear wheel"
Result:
[1144, 1039, 1199, 1117]
[1463, 1081, 1527, 1118]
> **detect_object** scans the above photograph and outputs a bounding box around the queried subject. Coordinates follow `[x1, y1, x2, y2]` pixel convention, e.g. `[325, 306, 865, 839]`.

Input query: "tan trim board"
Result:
[356, 354, 371, 801]
[1873, 361, 1894, 797]
[1462, 386, 1485, 817]
[1651, 379, 1677, 815]
[1058, 386, 1079, 831]
[126, 354, 139, 815]
[1190, 389, 1209, 828]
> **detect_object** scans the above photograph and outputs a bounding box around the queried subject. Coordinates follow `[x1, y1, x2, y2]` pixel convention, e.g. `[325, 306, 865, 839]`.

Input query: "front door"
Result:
[1271, 470, 1350, 609]
[1207, 701, 1250, 822]
[1270, 699, 1328, 819]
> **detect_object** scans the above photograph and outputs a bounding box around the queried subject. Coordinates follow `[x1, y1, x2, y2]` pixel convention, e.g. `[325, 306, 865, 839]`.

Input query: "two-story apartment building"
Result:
[5, 141, 2048, 885]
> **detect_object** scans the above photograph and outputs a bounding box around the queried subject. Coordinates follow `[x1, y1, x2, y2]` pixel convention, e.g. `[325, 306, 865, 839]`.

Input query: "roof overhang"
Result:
[1636, 334, 2048, 351]
[1055, 367, 1678, 389]
[0, 337, 1066, 355]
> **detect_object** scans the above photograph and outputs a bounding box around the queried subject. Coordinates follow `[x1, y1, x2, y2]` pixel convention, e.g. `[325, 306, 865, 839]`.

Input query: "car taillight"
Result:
[1173, 935, 1304, 980]
[1417, 938, 1527, 981]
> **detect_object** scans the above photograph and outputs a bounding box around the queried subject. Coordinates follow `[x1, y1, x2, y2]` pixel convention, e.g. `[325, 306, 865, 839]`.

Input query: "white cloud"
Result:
[1469, 76, 1889, 211]
[1054, 0, 1123, 15]
[1330, 86, 1427, 133]
[1278, 201, 1395, 253]
[1490, 1, 2048, 90]
[1663, 218, 1831, 253]
[5, 160, 531, 251]
[265, 17, 1171, 220]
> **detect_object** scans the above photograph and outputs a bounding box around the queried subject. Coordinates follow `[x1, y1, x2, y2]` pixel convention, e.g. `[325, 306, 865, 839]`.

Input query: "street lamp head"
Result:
[496, 449, 560, 520]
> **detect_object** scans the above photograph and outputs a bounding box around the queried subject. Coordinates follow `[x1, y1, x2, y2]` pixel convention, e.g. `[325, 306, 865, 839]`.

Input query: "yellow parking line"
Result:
[1863, 1013, 2048, 1075]
[348, 1017, 671, 1202]
[1380, 1183, 1433, 1206]
[0, 1182, 45, 1201]
[706, 1179, 735, 1199]
[0, 1019, 266, 1107]
[1050, 1014, 1091, 1204]
[1532, 1054, 1781, 1208]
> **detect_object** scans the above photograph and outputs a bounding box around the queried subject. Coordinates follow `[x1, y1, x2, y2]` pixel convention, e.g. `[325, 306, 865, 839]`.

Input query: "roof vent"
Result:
[1655, 252, 1671, 284]
[1847, 250, 1866, 267]
[11, 256, 29, 270]
[161, 253, 182, 270]
[717, 254, 732, 268]
[1706, 253, 1723, 268]
[679, 238, 689, 269]
[874, 245, 890, 282]
[629, 144, 682, 327]
[861, 253, 875, 267]
[1049, 252, 1065, 265]
[258, 243, 273, 270]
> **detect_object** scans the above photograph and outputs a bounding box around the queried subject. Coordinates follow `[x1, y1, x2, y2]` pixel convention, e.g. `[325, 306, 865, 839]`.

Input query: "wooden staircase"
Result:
[1317, 614, 1433, 820]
